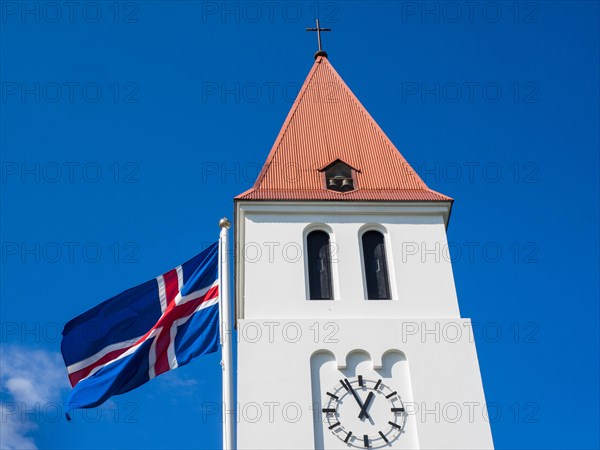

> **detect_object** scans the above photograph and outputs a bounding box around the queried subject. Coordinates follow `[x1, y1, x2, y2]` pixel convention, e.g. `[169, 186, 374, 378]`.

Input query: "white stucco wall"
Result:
[234, 201, 493, 449]
[236, 319, 493, 449]
[235, 202, 459, 320]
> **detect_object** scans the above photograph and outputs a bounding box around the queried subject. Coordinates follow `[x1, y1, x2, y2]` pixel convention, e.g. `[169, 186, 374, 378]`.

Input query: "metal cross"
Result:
[306, 19, 331, 52]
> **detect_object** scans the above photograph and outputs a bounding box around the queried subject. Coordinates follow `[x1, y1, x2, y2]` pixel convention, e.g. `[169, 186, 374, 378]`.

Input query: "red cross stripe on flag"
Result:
[149, 267, 218, 378]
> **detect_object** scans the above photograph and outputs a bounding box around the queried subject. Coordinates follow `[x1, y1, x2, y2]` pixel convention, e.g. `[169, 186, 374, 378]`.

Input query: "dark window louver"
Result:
[325, 161, 354, 192]
[362, 231, 391, 300]
[307, 230, 333, 300]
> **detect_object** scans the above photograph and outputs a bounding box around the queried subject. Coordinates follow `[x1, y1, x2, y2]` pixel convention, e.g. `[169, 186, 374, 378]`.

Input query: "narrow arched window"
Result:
[362, 231, 391, 300]
[307, 230, 333, 300]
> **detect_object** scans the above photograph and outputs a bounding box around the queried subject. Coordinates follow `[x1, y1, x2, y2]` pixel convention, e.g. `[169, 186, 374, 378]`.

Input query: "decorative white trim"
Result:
[236, 201, 451, 223]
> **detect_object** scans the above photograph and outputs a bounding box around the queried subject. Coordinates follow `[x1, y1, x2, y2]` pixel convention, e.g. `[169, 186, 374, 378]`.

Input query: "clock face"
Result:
[322, 375, 407, 448]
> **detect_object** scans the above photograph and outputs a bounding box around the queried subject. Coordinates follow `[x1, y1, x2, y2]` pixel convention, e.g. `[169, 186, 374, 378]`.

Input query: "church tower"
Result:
[234, 54, 493, 449]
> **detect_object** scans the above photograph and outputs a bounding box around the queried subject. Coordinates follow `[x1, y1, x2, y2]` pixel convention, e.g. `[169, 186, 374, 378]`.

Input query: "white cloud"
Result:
[0, 404, 37, 450]
[5, 378, 38, 405]
[0, 346, 69, 450]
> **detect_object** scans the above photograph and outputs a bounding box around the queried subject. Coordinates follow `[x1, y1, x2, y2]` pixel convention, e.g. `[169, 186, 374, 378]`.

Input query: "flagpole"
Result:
[219, 218, 235, 450]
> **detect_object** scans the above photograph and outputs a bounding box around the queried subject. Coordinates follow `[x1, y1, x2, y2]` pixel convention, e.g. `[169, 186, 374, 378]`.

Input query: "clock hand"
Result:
[342, 378, 371, 420]
[359, 392, 375, 420]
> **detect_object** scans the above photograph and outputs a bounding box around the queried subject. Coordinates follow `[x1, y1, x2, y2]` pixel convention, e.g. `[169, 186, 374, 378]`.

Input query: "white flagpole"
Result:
[219, 218, 235, 450]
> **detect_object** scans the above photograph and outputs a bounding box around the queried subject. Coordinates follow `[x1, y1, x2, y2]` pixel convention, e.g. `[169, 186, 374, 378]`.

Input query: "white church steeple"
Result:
[234, 54, 493, 449]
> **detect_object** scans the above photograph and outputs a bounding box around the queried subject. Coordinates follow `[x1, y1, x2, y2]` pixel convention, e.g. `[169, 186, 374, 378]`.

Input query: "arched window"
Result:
[362, 230, 391, 300]
[306, 230, 333, 300]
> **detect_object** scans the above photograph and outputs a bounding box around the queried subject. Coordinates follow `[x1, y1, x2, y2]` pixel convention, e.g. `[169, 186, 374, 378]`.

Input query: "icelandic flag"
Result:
[61, 242, 220, 411]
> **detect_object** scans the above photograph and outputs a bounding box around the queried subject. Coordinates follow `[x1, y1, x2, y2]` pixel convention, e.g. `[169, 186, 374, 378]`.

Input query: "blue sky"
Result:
[1, 1, 598, 449]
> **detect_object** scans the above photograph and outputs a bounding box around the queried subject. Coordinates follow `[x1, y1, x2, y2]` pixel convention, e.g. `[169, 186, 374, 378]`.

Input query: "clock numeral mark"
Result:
[388, 421, 402, 430]
[344, 431, 353, 443]
[378, 431, 390, 444]
[328, 421, 341, 430]
[363, 434, 370, 448]
[322, 408, 336, 414]
[374, 379, 382, 390]
[385, 391, 398, 399]
[358, 375, 364, 387]
[326, 391, 339, 400]
[391, 407, 405, 413]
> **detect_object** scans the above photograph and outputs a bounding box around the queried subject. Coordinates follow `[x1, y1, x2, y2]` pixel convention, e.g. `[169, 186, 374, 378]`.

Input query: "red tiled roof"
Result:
[235, 56, 451, 202]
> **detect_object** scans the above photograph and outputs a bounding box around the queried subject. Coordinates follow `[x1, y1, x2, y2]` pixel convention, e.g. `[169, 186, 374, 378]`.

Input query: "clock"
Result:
[322, 375, 407, 448]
